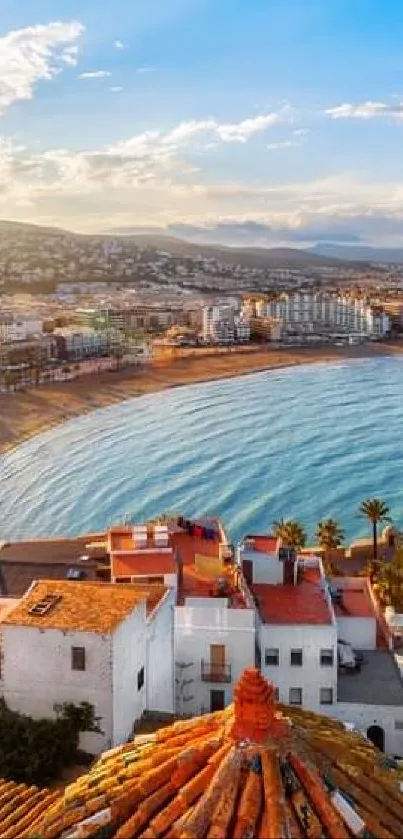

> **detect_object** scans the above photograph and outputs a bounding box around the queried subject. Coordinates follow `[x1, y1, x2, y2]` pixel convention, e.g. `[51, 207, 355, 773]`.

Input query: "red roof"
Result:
[253, 567, 332, 625]
[112, 551, 175, 578]
[332, 577, 375, 619]
[243, 535, 278, 553]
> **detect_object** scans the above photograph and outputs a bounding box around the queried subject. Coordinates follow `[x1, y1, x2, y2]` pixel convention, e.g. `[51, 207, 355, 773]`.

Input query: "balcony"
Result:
[201, 660, 232, 683]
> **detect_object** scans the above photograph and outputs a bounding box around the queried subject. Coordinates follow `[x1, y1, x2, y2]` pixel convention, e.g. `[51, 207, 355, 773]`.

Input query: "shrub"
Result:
[0, 699, 102, 786]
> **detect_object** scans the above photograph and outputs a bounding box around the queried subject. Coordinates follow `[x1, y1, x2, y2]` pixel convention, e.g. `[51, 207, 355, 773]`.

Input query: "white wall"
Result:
[147, 590, 175, 714]
[112, 601, 147, 746]
[329, 702, 403, 757]
[175, 602, 255, 716]
[260, 623, 338, 712]
[1, 625, 112, 753]
[238, 548, 283, 585]
[337, 616, 377, 650]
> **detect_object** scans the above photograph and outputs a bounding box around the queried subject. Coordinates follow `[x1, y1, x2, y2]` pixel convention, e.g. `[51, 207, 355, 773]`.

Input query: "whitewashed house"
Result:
[238, 535, 338, 713]
[107, 516, 256, 717]
[237, 533, 403, 755]
[0, 579, 174, 753]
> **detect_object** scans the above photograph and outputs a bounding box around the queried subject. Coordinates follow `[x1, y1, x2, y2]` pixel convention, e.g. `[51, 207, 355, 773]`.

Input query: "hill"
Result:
[309, 243, 403, 264]
[0, 219, 344, 270]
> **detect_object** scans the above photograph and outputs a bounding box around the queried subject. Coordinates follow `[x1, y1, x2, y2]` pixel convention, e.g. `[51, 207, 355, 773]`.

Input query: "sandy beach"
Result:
[1, 342, 402, 456]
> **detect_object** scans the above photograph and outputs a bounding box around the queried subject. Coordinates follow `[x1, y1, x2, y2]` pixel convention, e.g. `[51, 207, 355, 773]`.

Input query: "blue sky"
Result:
[1, 0, 403, 244]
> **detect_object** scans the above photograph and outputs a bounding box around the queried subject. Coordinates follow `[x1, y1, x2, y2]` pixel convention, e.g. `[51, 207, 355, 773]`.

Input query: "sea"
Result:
[0, 357, 402, 543]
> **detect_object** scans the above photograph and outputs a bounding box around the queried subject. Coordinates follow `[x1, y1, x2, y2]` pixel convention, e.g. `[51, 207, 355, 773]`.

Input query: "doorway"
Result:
[210, 644, 225, 680]
[366, 724, 385, 751]
[242, 559, 253, 586]
[210, 689, 225, 712]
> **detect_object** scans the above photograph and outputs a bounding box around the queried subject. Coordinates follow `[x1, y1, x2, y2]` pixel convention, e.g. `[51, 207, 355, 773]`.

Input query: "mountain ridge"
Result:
[0, 218, 346, 269]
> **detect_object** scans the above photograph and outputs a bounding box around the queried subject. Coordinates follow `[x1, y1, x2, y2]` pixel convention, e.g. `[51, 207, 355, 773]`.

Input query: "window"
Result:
[290, 649, 303, 666]
[265, 648, 279, 666]
[289, 688, 302, 705]
[320, 688, 333, 705]
[137, 666, 145, 691]
[395, 720, 403, 730]
[71, 646, 85, 671]
[320, 648, 334, 667]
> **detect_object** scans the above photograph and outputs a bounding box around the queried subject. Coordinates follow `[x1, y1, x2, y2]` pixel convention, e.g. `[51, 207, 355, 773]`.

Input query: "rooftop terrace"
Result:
[253, 565, 333, 625]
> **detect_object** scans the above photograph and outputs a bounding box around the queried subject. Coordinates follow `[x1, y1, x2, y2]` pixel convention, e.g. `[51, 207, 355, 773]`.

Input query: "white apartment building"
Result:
[0, 579, 174, 754]
[250, 293, 390, 337]
[0, 316, 43, 343]
[234, 315, 251, 342]
[202, 305, 235, 343]
[53, 327, 112, 360]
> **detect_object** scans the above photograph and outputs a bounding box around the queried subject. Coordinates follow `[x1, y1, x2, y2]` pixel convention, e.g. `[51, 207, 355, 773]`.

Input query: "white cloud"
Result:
[110, 86, 123, 93]
[162, 112, 286, 147]
[325, 100, 403, 120]
[0, 20, 83, 115]
[267, 139, 299, 150]
[114, 40, 125, 50]
[217, 113, 283, 142]
[136, 66, 156, 74]
[79, 70, 112, 79]
[267, 128, 308, 150]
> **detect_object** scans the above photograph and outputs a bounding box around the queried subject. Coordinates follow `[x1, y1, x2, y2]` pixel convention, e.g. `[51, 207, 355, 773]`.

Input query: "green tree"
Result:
[316, 518, 345, 573]
[272, 518, 307, 550]
[359, 498, 391, 561]
[372, 547, 403, 612]
[0, 700, 101, 786]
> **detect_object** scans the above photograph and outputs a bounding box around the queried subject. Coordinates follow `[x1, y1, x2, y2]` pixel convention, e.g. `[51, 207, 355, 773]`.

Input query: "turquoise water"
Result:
[0, 357, 402, 543]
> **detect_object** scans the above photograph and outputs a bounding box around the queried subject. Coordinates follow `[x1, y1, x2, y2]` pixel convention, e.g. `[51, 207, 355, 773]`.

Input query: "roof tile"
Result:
[5, 669, 401, 839]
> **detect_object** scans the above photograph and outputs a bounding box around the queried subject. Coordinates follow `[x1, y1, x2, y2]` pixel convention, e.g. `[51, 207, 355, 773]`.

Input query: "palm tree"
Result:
[316, 519, 345, 572]
[272, 518, 307, 551]
[359, 498, 391, 561]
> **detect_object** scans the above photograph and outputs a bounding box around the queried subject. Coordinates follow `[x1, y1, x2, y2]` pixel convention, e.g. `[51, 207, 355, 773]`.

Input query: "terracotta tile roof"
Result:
[112, 551, 175, 578]
[2, 580, 167, 633]
[0, 779, 60, 839]
[19, 669, 403, 839]
[253, 568, 333, 625]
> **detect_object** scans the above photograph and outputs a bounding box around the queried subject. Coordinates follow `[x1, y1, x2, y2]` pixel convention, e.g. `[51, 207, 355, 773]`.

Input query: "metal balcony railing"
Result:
[201, 660, 231, 683]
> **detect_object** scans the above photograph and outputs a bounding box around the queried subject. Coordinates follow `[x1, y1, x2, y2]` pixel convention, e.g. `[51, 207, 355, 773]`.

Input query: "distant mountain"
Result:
[0, 218, 345, 269]
[309, 243, 403, 264]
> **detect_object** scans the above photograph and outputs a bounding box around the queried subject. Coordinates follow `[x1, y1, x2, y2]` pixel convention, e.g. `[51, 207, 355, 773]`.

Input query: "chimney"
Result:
[176, 549, 184, 596]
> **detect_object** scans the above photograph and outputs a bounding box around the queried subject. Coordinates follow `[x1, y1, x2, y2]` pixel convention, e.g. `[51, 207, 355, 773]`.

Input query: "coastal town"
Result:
[2, 221, 403, 398]
[1, 502, 403, 836]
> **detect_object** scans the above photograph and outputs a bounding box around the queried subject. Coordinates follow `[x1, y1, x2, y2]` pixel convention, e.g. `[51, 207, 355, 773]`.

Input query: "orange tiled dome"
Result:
[2, 669, 403, 839]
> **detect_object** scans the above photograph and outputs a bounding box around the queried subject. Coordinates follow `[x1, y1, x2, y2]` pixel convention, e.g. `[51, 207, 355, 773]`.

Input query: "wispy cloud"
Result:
[267, 128, 308, 150]
[79, 70, 112, 79]
[267, 139, 298, 150]
[163, 111, 288, 146]
[110, 86, 123, 93]
[325, 100, 403, 120]
[136, 66, 156, 74]
[114, 40, 125, 50]
[0, 20, 84, 116]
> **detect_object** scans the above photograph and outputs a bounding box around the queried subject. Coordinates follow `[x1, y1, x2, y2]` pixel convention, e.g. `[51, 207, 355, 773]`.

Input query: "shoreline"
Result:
[1, 341, 403, 456]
